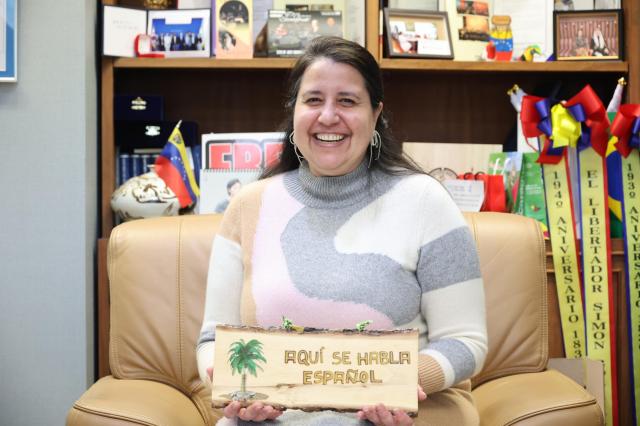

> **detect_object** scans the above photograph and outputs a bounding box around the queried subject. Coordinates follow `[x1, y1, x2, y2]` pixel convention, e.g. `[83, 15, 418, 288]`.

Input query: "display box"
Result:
[116, 120, 199, 153]
[114, 95, 164, 122]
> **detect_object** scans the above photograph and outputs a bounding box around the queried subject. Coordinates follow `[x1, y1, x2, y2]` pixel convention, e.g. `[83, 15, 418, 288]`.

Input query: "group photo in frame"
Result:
[0, 0, 17, 82]
[554, 9, 623, 60]
[384, 9, 453, 59]
[147, 8, 211, 58]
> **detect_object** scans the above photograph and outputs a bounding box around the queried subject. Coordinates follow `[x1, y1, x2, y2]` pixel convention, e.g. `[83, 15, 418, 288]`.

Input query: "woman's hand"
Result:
[223, 401, 283, 422]
[357, 386, 427, 426]
[209, 367, 283, 421]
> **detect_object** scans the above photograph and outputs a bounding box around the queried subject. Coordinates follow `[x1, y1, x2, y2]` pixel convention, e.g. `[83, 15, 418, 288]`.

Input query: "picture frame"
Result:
[553, 9, 623, 61]
[384, 9, 453, 59]
[0, 0, 17, 82]
[553, 0, 621, 11]
[147, 8, 211, 58]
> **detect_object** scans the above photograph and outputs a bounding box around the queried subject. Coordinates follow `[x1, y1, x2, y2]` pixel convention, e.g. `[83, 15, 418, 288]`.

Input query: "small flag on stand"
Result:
[154, 121, 200, 208]
[606, 78, 626, 238]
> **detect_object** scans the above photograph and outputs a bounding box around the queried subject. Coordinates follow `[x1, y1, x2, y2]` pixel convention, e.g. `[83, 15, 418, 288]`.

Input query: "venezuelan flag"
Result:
[154, 121, 200, 208]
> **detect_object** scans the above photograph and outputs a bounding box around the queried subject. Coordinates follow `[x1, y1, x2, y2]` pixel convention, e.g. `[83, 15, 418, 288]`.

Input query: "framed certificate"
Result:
[0, 0, 17, 82]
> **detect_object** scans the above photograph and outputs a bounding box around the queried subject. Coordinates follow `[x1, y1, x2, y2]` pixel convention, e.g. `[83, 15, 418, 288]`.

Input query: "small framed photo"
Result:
[147, 8, 211, 58]
[384, 9, 453, 59]
[554, 9, 623, 61]
[0, 0, 17, 82]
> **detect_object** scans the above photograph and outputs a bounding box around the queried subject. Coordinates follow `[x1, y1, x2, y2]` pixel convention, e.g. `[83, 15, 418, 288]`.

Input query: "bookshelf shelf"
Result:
[114, 57, 628, 74]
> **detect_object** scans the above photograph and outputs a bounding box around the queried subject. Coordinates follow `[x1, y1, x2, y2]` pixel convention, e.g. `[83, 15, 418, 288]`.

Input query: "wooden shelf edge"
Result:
[113, 57, 628, 73]
[380, 59, 628, 73]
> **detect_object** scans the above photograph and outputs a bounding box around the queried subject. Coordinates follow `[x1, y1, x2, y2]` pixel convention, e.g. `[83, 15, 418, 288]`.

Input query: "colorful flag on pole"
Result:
[154, 121, 200, 208]
[606, 79, 626, 238]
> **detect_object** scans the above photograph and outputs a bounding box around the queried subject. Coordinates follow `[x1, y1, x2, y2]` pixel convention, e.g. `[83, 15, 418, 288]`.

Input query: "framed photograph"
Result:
[554, 9, 622, 60]
[0, 0, 17, 82]
[384, 9, 453, 59]
[267, 10, 343, 57]
[554, 0, 621, 11]
[147, 8, 211, 58]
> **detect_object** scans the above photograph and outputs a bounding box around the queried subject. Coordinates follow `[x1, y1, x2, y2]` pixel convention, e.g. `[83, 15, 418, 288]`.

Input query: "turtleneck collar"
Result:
[283, 160, 373, 208]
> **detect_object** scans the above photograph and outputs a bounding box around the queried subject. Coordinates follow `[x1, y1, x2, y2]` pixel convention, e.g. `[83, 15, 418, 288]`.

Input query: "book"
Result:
[216, 0, 254, 58]
[202, 132, 284, 170]
[267, 9, 342, 57]
[515, 152, 548, 236]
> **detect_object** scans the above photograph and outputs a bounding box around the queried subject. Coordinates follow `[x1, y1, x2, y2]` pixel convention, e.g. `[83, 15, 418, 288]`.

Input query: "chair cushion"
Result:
[67, 376, 209, 426]
[472, 369, 603, 426]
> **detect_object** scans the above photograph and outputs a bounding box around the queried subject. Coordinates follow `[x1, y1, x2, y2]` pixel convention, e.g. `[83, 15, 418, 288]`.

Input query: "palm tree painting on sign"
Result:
[226, 339, 269, 401]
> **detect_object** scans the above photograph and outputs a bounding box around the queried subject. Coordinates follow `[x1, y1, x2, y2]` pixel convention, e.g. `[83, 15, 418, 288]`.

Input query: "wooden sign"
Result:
[211, 325, 419, 414]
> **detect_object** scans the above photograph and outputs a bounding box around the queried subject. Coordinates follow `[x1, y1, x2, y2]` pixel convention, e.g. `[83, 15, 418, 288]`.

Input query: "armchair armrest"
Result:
[67, 376, 218, 426]
[473, 369, 603, 426]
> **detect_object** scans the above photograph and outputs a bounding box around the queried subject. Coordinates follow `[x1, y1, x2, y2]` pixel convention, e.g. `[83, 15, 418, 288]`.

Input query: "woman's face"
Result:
[293, 58, 382, 176]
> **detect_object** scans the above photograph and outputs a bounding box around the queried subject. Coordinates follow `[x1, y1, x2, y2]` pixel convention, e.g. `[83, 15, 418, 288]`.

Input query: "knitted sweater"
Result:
[197, 161, 487, 423]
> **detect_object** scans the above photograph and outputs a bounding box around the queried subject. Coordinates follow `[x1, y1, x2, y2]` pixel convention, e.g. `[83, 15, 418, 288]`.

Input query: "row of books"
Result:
[116, 145, 202, 187]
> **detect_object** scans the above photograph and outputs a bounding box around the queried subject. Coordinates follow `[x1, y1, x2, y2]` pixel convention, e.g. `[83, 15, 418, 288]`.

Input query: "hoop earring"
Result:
[368, 130, 382, 168]
[289, 131, 304, 164]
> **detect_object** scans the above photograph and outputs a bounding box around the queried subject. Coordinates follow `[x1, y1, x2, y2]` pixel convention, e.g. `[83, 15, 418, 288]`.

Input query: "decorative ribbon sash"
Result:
[611, 104, 640, 426]
[566, 86, 617, 426]
[522, 86, 618, 426]
[542, 153, 586, 358]
[521, 97, 586, 360]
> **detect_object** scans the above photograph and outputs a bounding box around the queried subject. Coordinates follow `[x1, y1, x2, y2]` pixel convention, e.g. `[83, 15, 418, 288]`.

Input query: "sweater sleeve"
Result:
[415, 183, 488, 394]
[196, 196, 245, 386]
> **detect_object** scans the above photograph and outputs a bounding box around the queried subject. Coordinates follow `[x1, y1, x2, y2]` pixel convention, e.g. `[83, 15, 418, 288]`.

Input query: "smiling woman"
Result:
[197, 36, 488, 426]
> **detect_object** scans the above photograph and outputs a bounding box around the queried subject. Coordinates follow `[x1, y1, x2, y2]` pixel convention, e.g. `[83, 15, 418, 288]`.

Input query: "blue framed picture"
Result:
[0, 0, 17, 82]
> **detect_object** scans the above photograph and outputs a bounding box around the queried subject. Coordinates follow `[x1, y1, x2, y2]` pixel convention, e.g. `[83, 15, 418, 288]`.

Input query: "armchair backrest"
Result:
[106, 212, 547, 396]
[464, 212, 548, 387]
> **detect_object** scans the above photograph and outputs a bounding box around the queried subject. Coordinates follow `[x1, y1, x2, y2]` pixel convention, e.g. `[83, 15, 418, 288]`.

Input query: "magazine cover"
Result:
[202, 132, 284, 170]
[199, 132, 283, 213]
[216, 0, 253, 58]
[267, 9, 342, 57]
[199, 169, 262, 214]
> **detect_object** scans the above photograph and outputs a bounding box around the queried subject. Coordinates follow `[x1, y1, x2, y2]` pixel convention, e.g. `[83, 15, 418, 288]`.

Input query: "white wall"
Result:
[0, 1, 97, 424]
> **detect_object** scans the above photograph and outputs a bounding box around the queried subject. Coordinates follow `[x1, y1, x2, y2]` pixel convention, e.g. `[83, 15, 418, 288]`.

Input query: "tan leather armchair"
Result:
[67, 212, 603, 425]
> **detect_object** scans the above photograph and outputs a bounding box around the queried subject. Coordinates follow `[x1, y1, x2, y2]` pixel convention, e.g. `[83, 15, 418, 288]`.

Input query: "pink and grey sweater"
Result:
[197, 161, 487, 424]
